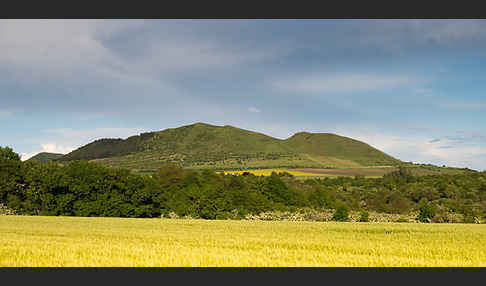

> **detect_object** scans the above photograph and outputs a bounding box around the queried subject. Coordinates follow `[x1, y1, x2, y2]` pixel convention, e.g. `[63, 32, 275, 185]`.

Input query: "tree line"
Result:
[1, 146, 486, 222]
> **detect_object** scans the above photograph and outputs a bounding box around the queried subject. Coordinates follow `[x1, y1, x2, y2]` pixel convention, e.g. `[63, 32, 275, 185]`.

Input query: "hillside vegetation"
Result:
[27, 152, 64, 163]
[57, 122, 401, 173]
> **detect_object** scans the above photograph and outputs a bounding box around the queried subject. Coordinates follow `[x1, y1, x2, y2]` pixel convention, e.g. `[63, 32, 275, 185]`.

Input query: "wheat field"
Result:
[1, 215, 485, 267]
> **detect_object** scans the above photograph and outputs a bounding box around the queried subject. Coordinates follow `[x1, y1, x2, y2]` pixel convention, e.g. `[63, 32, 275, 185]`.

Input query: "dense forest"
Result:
[1, 146, 486, 223]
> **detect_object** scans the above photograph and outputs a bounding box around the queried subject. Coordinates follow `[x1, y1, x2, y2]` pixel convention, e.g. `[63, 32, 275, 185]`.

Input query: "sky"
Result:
[1, 19, 486, 170]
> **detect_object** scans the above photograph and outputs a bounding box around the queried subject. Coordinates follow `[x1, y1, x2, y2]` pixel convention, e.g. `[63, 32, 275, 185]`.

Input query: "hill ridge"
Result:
[57, 122, 401, 171]
[27, 152, 64, 163]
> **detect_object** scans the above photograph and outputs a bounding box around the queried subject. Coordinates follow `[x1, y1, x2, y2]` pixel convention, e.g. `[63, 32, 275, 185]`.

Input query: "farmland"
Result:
[220, 168, 335, 177]
[1, 215, 486, 267]
[219, 167, 397, 178]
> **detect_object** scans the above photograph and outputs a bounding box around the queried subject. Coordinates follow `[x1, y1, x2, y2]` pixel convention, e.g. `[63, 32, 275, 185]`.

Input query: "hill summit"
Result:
[57, 122, 401, 172]
[27, 152, 64, 163]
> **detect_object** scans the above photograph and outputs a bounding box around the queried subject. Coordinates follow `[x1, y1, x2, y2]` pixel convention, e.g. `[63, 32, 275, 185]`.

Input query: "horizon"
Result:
[2, 20, 486, 170]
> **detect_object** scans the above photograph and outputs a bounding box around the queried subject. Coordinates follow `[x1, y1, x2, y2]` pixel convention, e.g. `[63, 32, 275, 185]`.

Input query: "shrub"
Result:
[359, 211, 369, 222]
[332, 205, 350, 222]
[0, 203, 16, 215]
[463, 216, 473, 223]
[418, 203, 437, 223]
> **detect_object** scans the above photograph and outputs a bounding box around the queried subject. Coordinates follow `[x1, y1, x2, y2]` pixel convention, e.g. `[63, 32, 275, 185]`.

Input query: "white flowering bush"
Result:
[0, 203, 16, 215]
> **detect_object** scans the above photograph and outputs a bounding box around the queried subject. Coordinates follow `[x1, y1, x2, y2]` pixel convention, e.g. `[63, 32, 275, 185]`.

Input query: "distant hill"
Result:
[28, 152, 64, 163]
[57, 122, 401, 172]
[285, 132, 398, 167]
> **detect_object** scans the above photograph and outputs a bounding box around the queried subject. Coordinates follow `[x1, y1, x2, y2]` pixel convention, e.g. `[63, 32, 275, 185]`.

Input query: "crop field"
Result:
[290, 167, 396, 177]
[219, 165, 473, 178]
[220, 168, 397, 178]
[1, 215, 486, 267]
[220, 169, 335, 177]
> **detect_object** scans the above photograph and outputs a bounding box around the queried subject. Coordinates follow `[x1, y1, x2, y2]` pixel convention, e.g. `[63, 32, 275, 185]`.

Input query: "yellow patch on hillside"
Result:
[220, 169, 333, 177]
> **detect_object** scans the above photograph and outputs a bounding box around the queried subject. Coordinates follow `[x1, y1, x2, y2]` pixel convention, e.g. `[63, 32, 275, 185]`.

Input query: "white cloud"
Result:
[40, 143, 74, 154]
[248, 107, 261, 113]
[336, 130, 486, 171]
[271, 73, 418, 94]
[0, 20, 132, 78]
[0, 20, 284, 85]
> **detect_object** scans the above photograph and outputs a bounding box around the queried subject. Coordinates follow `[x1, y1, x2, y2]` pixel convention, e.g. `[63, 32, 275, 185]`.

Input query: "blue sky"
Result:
[1, 19, 486, 170]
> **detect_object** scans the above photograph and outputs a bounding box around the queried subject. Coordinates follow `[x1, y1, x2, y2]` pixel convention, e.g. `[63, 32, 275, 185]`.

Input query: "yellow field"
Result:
[1, 216, 486, 267]
[220, 169, 333, 177]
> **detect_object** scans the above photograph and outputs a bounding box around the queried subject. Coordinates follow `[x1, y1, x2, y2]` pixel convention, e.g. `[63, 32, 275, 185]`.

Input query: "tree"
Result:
[418, 201, 437, 223]
[332, 205, 350, 222]
[0, 146, 21, 161]
[0, 146, 24, 208]
[261, 173, 293, 205]
[308, 188, 335, 209]
[155, 163, 185, 189]
[359, 210, 370, 222]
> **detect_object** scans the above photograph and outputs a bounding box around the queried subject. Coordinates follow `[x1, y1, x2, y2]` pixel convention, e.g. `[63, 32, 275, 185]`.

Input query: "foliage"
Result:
[1, 146, 21, 161]
[418, 202, 437, 223]
[1, 146, 486, 222]
[332, 205, 350, 222]
[359, 211, 370, 222]
[27, 152, 64, 163]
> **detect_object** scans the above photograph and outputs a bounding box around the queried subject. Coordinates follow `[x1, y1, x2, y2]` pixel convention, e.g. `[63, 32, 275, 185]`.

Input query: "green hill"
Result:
[56, 122, 401, 173]
[284, 132, 399, 167]
[27, 152, 64, 163]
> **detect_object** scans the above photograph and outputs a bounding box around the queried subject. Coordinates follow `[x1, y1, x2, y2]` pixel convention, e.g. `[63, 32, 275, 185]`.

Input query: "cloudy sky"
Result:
[1, 19, 486, 170]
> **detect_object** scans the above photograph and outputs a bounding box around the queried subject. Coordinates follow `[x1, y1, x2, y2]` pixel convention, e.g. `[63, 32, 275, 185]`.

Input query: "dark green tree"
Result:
[418, 201, 437, 223]
[332, 205, 350, 222]
[359, 210, 370, 222]
[0, 146, 24, 210]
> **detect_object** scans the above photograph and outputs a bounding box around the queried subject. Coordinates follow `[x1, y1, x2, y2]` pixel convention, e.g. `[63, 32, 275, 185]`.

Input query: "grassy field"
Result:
[1, 215, 486, 267]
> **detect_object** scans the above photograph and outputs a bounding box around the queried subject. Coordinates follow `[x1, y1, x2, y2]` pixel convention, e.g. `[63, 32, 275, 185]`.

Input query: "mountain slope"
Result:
[57, 122, 401, 172]
[27, 152, 64, 163]
[283, 132, 399, 166]
[58, 133, 155, 161]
